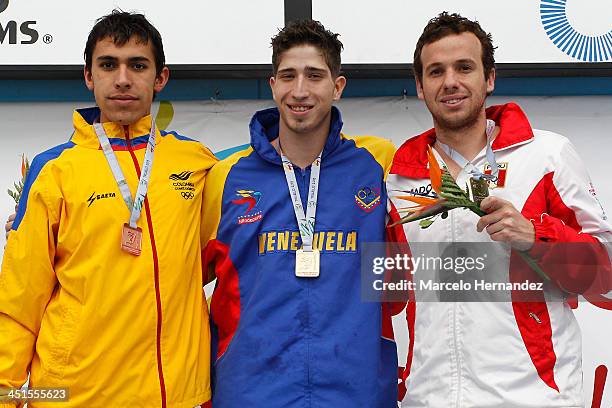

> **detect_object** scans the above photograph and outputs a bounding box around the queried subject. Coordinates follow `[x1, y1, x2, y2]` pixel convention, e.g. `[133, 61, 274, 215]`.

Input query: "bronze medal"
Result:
[121, 223, 143, 256]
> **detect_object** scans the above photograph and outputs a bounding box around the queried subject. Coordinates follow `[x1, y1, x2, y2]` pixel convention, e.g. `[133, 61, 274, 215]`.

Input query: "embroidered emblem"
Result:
[87, 191, 116, 208]
[169, 171, 196, 199]
[232, 190, 263, 224]
[484, 162, 508, 188]
[169, 171, 194, 181]
[355, 186, 381, 213]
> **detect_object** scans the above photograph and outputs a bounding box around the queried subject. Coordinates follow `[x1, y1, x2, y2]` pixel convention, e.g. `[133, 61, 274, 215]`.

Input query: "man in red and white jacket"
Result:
[387, 12, 612, 407]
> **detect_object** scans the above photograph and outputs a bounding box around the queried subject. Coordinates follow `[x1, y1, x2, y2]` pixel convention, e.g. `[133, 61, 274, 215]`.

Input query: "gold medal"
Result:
[121, 223, 143, 256]
[295, 249, 320, 278]
[469, 177, 489, 207]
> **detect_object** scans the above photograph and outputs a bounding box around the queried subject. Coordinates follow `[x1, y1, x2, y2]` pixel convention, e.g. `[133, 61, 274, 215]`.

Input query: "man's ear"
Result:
[333, 75, 347, 101]
[415, 77, 424, 100]
[269, 76, 278, 100]
[486, 68, 496, 95]
[153, 66, 170, 93]
[84, 66, 94, 91]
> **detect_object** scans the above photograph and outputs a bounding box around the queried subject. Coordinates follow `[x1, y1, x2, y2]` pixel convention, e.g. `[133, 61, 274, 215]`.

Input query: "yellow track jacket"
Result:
[0, 107, 217, 407]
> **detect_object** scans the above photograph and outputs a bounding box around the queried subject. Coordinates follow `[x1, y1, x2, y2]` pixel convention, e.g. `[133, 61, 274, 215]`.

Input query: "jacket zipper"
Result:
[529, 312, 542, 324]
[124, 127, 167, 407]
[300, 166, 312, 406]
[450, 210, 461, 408]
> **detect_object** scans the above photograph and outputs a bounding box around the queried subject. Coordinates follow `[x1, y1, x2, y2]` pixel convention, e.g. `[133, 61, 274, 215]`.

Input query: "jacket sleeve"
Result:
[201, 162, 226, 284]
[528, 139, 612, 294]
[196, 145, 219, 285]
[385, 193, 416, 400]
[0, 163, 61, 396]
[380, 138, 396, 182]
[367, 136, 396, 181]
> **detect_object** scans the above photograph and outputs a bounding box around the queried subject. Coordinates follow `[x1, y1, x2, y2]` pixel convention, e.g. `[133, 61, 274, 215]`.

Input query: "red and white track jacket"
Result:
[386, 103, 612, 408]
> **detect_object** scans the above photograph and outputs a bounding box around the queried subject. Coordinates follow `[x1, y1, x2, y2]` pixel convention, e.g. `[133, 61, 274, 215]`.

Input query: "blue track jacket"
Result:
[202, 107, 398, 407]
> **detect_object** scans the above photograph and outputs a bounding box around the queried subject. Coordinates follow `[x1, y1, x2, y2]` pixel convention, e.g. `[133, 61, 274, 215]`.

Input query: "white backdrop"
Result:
[0, 0, 610, 63]
[314, 0, 612, 63]
[0, 96, 610, 406]
[0, 0, 283, 64]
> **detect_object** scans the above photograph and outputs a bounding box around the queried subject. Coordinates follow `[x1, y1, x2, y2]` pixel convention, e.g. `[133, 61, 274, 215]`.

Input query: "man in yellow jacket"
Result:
[0, 11, 216, 407]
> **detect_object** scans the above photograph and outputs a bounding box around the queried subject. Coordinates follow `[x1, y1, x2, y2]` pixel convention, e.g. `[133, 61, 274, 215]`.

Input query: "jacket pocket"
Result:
[37, 290, 82, 380]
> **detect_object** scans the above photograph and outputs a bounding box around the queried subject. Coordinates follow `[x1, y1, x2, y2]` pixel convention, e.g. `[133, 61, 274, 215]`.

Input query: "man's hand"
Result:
[477, 196, 535, 251]
[5, 206, 17, 241]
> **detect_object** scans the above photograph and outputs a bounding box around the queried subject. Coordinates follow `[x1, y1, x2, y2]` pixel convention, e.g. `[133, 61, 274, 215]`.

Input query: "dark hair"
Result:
[271, 19, 343, 77]
[84, 10, 166, 75]
[413, 12, 496, 82]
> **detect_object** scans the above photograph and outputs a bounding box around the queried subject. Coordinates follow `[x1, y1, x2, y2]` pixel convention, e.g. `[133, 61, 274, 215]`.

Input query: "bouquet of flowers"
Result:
[7, 155, 30, 204]
[393, 146, 549, 281]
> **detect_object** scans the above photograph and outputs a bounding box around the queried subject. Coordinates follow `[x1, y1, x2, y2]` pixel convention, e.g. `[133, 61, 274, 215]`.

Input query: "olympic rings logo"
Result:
[357, 186, 378, 201]
[181, 191, 194, 200]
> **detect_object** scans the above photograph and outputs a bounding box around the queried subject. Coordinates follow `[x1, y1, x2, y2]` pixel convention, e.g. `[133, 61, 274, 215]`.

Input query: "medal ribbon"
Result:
[94, 119, 156, 228]
[280, 147, 322, 252]
[436, 119, 499, 181]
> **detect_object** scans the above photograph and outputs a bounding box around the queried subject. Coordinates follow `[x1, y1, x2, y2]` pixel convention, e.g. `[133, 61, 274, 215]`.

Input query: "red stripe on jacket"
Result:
[204, 239, 241, 360]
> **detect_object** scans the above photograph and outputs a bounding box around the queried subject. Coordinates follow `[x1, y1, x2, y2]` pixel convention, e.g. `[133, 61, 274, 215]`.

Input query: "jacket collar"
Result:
[390, 102, 535, 178]
[70, 106, 162, 150]
[249, 106, 344, 165]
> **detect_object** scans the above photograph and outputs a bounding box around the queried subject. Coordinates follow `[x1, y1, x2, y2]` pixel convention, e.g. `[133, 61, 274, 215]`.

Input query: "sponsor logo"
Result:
[540, 0, 611, 62]
[258, 230, 358, 254]
[0, 0, 51, 45]
[484, 162, 508, 188]
[232, 190, 263, 224]
[405, 183, 437, 199]
[169, 171, 195, 200]
[355, 186, 381, 213]
[87, 191, 116, 207]
[169, 171, 194, 181]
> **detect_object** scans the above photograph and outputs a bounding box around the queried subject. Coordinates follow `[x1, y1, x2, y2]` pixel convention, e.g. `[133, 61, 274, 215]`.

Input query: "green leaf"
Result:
[7, 190, 18, 204]
[441, 202, 462, 209]
[440, 192, 468, 201]
[419, 218, 435, 229]
[441, 186, 466, 195]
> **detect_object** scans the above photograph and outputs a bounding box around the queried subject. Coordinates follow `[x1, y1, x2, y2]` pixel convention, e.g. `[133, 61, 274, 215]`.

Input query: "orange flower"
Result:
[393, 194, 446, 226]
[427, 145, 442, 194]
[21, 154, 26, 178]
[393, 146, 448, 225]
[392, 146, 444, 223]
[394, 195, 438, 207]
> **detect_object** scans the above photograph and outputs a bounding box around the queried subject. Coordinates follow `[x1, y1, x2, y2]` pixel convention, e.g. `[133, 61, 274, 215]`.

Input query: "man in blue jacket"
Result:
[201, 19, 398, 407]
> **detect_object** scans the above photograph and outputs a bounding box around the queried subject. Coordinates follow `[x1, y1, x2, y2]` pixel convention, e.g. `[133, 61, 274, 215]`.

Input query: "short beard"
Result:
[428, 99, 485, 133]
[281, 109, 331, 136]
